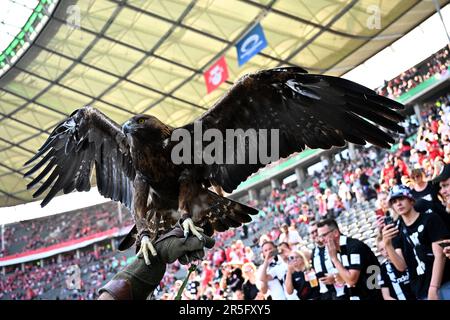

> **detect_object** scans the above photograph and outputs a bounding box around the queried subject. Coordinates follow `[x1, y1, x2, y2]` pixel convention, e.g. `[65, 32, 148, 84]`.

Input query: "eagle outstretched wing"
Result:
[179, 67, 405, 193]
[24, 106, 135, 208]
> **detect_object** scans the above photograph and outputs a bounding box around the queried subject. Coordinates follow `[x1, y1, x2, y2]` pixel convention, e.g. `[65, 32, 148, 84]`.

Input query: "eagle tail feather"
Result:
[200, 190, 257, 233]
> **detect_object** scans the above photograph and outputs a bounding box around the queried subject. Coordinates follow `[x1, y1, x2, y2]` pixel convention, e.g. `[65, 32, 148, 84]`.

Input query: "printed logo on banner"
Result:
[236, 23, 267, 66]
[203, 56, 229, 93]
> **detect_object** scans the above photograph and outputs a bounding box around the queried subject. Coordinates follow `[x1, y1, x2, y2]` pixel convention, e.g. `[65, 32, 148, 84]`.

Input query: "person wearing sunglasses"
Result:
[318, 219, 383, 300]
[309, 221, 347, 300]
[285, 250, 320, 300]
[241, 262, 263, 300]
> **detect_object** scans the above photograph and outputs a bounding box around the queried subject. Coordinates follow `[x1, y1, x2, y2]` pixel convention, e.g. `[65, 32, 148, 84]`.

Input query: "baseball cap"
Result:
[388, 185, 415, 203]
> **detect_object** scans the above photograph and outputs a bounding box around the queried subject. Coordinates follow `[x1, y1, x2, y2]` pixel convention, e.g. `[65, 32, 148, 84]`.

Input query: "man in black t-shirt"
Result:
[382, 185, 450, 300]
[317, 219, 382, 300]
[309, 222, 347, 300]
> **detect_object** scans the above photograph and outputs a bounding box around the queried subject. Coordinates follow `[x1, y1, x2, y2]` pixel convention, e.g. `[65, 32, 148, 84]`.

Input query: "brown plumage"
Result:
[24, 67, 405, 251]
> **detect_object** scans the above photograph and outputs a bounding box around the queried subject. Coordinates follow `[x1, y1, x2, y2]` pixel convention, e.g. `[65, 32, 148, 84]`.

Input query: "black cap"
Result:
[432, 163, 450, 184]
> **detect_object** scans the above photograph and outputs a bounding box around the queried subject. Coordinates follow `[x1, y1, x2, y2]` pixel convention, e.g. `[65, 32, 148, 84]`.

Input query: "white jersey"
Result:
[257, 257, 288, 300]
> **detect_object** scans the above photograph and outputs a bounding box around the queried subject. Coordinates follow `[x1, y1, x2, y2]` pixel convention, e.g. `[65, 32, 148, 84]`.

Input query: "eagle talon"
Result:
[137, 236, 157, 265]
[182, 218, 204, 241]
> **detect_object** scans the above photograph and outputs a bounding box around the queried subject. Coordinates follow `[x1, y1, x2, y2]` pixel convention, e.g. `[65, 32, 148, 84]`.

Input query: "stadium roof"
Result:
[0, 0, 448, 208]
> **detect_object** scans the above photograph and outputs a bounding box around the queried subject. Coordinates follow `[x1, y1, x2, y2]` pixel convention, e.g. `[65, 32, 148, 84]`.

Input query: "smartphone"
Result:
[269, 249, 279, 262]
[384, 215, 394, 226]
[269, 249, 278, 258]
[439, 241, 450, 249]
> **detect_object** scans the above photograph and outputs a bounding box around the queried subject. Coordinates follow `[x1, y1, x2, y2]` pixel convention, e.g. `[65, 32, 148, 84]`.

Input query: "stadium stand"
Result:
[376, 46, 449, 99]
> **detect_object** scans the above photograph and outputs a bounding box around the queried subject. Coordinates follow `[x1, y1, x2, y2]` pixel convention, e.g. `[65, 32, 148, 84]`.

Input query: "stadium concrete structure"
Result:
[0, 0, 450, 300]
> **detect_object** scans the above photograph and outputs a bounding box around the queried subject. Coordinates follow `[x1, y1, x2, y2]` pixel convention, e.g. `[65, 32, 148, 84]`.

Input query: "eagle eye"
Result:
[138, 118, 146, 124]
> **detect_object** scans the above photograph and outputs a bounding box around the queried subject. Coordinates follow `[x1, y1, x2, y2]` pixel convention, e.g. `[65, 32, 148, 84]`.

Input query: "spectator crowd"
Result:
[376, 46, 449, 99]
[0, 202, 133, 257]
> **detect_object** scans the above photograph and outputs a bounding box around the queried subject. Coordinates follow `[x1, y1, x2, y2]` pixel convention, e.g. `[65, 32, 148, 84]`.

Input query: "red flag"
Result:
[203, 56, 229, 93]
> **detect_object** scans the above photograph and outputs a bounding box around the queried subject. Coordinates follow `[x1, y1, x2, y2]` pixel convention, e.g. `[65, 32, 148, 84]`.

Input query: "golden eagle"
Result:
[24, 67, 404, 263]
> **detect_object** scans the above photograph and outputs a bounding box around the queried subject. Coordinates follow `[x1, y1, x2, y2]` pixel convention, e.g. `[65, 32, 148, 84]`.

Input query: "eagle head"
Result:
[122, 115, 172, 138]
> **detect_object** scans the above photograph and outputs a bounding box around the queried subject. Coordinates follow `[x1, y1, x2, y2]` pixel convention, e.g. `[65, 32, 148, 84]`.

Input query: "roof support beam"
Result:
[0, 3, 127, 124]
[32, 44, 208, 111]
[110, 0, 302, 68]
[240, 0, 379, 40]
[0, 136, 35, 155]
[12, 65, 135, 116]
[141, 0, 279, 113]
[282, 0, 359, 68]
[0, 87, 67, 117]
[0, 123, 54, 154]
[0, 111, 51, 135]
[88, 0, 206, 115]
[0, 189, 26, 202]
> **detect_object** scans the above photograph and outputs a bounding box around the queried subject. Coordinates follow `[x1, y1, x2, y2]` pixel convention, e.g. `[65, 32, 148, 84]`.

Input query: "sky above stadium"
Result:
[0, 0, 39, 53]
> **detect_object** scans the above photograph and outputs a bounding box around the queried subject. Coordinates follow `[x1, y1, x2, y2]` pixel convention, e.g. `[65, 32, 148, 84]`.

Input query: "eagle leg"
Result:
[133, 175, 158, 263]
[178, 169, 204, 243]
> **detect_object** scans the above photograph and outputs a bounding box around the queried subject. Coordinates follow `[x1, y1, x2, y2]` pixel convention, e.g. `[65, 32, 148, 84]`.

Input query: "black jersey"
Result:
[393, 213, 450, 299]
[379, 260, 415, 300]
[338, 236, 383, 300]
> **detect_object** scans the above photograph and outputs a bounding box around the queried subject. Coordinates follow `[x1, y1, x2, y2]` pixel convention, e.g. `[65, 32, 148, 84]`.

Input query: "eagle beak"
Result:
[122, 120, 132, 134]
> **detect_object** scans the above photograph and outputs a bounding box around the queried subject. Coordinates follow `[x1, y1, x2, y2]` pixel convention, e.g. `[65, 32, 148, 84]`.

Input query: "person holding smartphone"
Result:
[382, 185, 450, 300]
[219, 263, 244, 293]
[257, 241, 288, 300]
